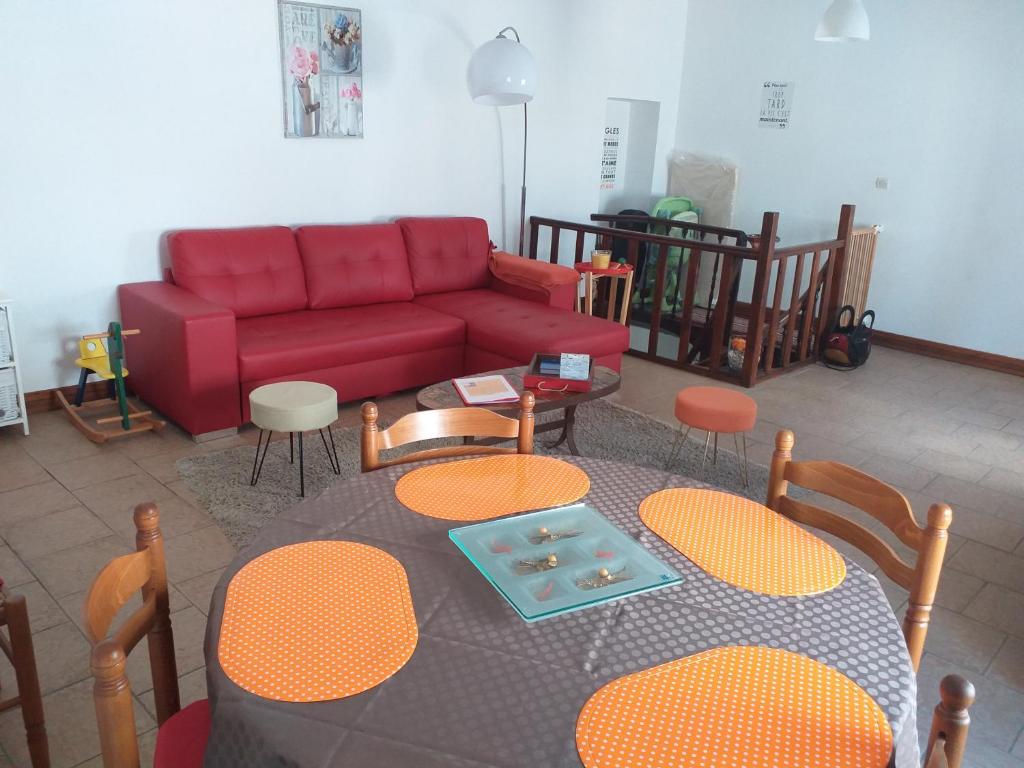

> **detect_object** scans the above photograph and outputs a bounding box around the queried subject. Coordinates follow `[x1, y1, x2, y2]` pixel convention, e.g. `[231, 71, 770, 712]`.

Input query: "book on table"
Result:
[452, 374, 520, 406]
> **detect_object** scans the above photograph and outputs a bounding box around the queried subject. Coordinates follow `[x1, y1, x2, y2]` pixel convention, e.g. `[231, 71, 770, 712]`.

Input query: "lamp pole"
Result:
[495, 27, 529, 257]
[467, 26, 536, 257]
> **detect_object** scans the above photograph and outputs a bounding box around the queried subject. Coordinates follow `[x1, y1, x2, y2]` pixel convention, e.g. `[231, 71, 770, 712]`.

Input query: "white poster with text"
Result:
[759, 81, 794, 129]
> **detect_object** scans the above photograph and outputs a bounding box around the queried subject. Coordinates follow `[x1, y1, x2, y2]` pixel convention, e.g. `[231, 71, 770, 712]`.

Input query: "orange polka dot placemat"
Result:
[218, 540, 418, 702]
[394, 454, 590, 521]
[638, 488, 846, 596]
[576, 645, 893, 768]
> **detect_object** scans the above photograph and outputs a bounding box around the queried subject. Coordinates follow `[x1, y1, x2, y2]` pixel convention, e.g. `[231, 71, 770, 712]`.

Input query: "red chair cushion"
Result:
[169, 227, 308, 318]
[674, 386, 758, 433]
[295, 224, 414, 309]
[154, 699, 210, 768]
[397, 217, 492, 295]
[414, 289, 629, 363]
[235, 303, 465, 382]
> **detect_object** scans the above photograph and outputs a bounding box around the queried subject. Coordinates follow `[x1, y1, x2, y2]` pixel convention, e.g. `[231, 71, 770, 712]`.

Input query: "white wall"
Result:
[0, 0, 688, 392]
[675, 0, 1024, 358]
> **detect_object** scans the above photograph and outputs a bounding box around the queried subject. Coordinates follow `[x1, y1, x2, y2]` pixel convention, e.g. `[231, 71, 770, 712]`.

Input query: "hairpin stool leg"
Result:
[250, 430, 272, 486]
[665, 424, 692, 470]
[699, 431, 712, 479]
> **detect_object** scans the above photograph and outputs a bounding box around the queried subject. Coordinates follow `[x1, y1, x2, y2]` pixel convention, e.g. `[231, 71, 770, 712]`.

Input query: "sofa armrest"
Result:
[488, 251, 580, 310]
[118, 281, 241, 436]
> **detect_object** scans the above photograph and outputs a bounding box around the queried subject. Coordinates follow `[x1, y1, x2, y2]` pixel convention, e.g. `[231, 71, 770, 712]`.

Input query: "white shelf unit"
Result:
[0, 300, 29, 435]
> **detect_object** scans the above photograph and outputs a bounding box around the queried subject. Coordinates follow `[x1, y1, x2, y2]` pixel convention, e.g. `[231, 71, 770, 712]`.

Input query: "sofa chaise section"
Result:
[119, 217, 629, 438]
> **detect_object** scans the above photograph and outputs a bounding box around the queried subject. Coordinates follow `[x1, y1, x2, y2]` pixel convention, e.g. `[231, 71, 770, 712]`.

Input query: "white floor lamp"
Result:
[467, 27, 536, 256]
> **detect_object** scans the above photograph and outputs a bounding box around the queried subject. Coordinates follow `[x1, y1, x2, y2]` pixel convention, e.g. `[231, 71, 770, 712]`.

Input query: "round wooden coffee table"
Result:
[415, 365, 621, 456]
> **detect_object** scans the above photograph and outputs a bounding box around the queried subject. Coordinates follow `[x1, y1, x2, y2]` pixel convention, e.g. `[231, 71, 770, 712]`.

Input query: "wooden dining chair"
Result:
[361, 392, 535, 472]
[83, 502, 210, 768]
[767, 429, 952, 672]
[924, 675, 975, 768]
[0, 586, 50, 767]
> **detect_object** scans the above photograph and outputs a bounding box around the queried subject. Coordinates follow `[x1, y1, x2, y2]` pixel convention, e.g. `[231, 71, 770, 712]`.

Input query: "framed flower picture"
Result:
[278, 2, 363, 138]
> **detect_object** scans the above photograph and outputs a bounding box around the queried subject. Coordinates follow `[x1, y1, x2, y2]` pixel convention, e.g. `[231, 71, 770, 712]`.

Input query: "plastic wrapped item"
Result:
[668, 151, 739, 227]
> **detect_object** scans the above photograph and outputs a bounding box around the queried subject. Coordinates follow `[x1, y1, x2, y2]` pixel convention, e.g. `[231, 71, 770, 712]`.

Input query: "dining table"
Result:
[202, 455, 919, 768]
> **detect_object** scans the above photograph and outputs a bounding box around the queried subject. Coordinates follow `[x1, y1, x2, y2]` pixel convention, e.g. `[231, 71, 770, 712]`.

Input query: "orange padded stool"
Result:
[667, 386, 757, 485]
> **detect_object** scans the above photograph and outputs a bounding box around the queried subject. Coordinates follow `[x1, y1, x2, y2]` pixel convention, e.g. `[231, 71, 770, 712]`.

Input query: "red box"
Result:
[522, 354, 594, 393]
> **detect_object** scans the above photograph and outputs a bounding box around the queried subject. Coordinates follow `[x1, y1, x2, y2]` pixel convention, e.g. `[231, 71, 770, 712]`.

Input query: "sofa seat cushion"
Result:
[397, 217, 492, 295]
[169, 226, 308, 318]
[296, 224, 414, 309]
[236, 303, 465, 382]
[415, 289, 629, 362]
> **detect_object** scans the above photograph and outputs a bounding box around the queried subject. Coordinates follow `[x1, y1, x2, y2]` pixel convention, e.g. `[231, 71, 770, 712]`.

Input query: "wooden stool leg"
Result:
[6, 595, 50, 768]
[620, 270, 634, 326]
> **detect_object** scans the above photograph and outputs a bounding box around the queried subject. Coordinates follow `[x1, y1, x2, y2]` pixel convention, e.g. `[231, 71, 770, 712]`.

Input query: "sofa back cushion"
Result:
[295, 224, 414, 309]
[397, 217, 491, 295]
[169, 227, 307, 318]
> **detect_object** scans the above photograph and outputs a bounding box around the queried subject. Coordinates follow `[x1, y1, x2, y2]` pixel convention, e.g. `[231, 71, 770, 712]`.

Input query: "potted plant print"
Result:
[339, 80, 362, 136]
[289, 46, 321, 137]
[323, 12, 361, 74]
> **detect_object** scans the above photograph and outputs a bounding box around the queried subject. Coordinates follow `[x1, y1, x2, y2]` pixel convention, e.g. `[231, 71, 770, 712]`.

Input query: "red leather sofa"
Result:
[118, 217, 630, 437]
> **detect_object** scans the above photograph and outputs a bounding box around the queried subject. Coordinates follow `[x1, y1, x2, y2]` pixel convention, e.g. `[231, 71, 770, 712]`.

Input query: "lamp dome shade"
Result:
[815, 0, 870, 41]
[467, 37, 536, 105]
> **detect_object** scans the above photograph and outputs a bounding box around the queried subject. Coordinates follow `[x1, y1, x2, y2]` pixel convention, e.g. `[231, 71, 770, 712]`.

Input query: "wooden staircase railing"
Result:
[528, 203, 856, 387]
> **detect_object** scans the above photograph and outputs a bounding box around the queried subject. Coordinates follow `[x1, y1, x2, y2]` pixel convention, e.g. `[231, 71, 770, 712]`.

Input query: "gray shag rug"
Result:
[177, 401, 771, 549]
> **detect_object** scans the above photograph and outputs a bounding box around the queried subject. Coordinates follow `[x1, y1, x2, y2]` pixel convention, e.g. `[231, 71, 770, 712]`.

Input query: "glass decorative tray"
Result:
[448, 503, 681, 622]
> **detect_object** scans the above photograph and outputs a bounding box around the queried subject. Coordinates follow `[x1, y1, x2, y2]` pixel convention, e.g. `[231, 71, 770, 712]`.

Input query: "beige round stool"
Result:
[249, 381, 340, 497]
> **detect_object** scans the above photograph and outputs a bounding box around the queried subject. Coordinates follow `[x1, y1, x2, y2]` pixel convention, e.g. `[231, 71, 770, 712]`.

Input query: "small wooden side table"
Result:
[574, 262, 634, 325]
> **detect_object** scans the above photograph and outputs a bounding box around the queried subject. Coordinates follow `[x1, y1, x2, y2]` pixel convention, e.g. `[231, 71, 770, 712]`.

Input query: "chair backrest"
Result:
[767, 429, 952, 671]
[83, 502, 180, 767]
[360, 392, 535, 472]
[924, 675, 975, 768]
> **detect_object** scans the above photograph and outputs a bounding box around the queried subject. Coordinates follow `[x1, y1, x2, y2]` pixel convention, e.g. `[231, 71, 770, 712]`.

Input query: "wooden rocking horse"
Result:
[56, 322, 165, 443]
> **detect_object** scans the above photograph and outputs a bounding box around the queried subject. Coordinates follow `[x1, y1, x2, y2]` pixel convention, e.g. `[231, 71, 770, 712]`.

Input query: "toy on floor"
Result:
[56, 322, 165, 443]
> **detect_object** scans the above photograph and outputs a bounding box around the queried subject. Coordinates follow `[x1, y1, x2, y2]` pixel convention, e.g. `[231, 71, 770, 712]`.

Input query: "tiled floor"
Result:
[0, 345, 1021, 766]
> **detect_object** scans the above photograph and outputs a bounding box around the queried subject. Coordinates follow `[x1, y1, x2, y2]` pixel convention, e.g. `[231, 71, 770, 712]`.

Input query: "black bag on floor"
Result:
[823, 305, 874, 369]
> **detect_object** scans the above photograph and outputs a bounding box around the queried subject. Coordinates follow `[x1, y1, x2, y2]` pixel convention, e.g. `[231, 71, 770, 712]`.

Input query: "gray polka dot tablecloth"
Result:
[202, 456, 919, 768]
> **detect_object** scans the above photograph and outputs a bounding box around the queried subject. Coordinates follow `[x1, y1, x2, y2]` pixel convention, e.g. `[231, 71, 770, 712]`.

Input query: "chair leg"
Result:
[250, 430, 272, 486]
[699, 431, 712, 478]
[298, 432, 305, 497]
[665, 424, 691, 470]
[6, 595, 50, 768]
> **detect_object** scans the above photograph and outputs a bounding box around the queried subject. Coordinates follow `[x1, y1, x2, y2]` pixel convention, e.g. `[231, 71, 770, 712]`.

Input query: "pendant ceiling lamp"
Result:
[467, 27, 536, 255]
[815, 0, 870, 42]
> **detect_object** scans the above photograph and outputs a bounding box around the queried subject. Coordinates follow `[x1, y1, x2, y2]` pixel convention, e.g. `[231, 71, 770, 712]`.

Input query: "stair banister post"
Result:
[741, 211, 779, 387]
[825, 203, 856, 328]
